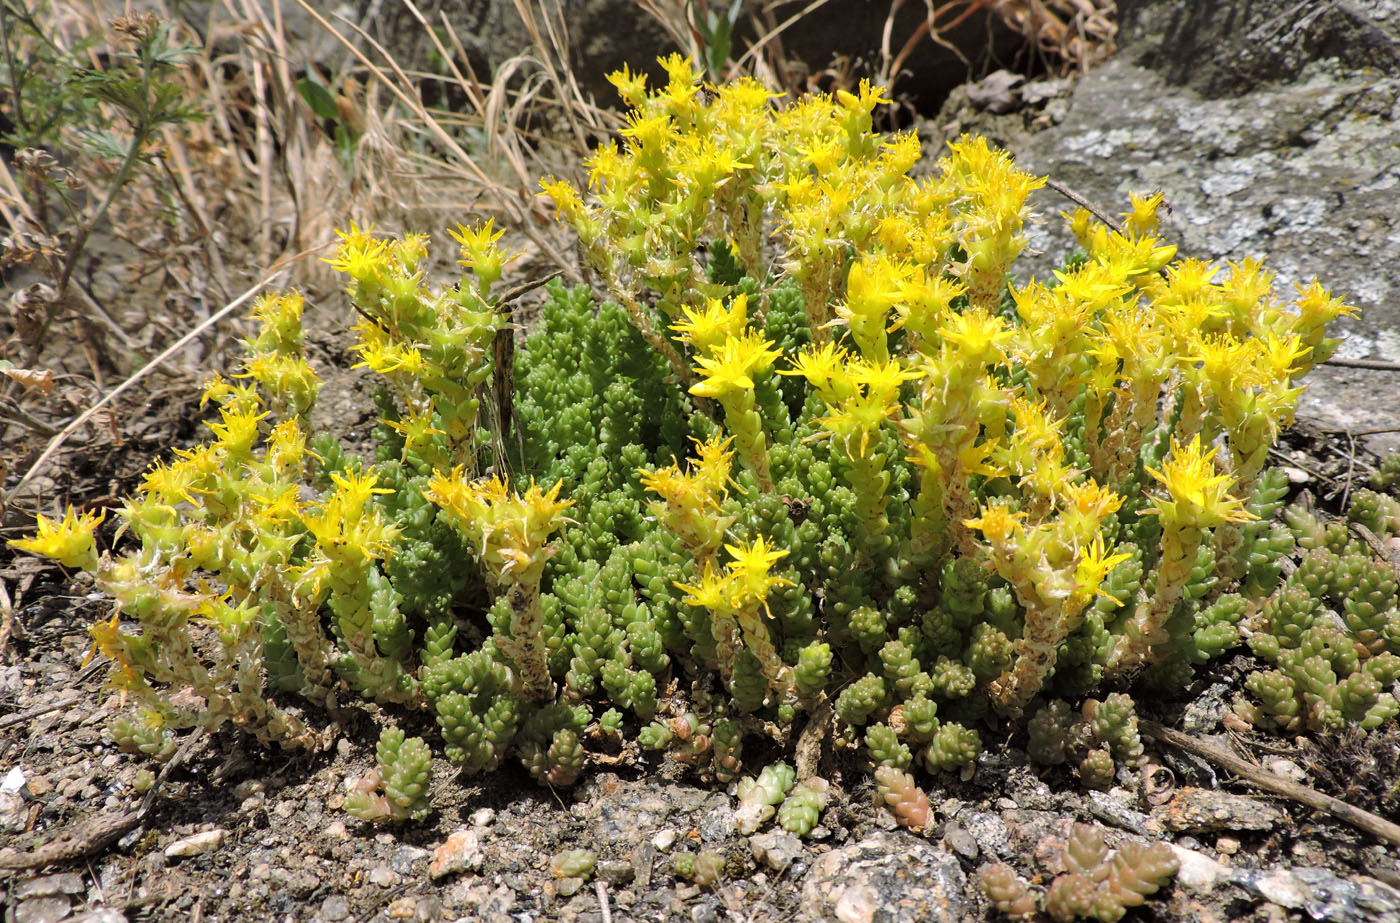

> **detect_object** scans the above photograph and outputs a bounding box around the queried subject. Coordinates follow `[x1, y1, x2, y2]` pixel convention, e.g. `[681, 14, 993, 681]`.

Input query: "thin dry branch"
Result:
[1141, 720, 1400, 850]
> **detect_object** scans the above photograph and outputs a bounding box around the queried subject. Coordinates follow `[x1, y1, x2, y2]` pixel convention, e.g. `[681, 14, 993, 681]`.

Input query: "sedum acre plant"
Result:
[12, 55, 1383, 815]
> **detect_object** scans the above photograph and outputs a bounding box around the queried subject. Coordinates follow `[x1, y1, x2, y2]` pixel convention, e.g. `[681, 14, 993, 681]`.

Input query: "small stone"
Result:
[554, 876, 584, 897]
[69, 911, 127, 923]
[430, 829, 484, 880]
[1216, 836, 1241, 856]
[652, 829, 678, 851]
[1262, 757, 1307, 784]
[320, 894, 351, 921]
[1171, 845, 1230, 891]
[323, 821, 349, 840]
[232, 780, 265, 800]
[392, 845, 431, 874]
[369, 864, 398, 887]
[14, 896, 71, 923]
[1156, 788, 1284, 834]
[470, 807, 496, 827]
[690, 900, 719, 923]
[1086, 790, 1153, 837]
[942, 819, 979, 860]
[15, 873, 85, 898]
[597, 859, 634, 886]
[164, 828, 226, 859]
[385, 896, 417, 919]
[749, 831, 804, 872]
[800, 832, 967, 923]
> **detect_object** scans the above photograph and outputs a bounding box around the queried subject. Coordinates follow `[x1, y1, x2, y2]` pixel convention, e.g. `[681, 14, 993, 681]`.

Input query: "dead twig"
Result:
[0, 692, 85, 730]
[1141, 720, 1400, 849]
[1323, 357, 1400, 372]
[596, 879, 612, 923]
[1044, 177, 1123, 232]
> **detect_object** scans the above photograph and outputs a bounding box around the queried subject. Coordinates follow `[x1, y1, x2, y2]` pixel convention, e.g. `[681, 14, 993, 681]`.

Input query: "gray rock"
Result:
[392, 844, 431, 874]
[14, 896, 71, 923]
[368, 864, 398, 887]
[1085, 790, 1153, 837]
[1243, 867, 1400, 922]
[690, 899, 720, 923]
[320, 894, 351, 922]
[1154, 787, 1285, 834]
[597, 859, 635, 885]
[959, 810, 1011, 857]
[749, 831, 804, 872]
[68, 912, 126, 923]
[14, 873, 85, 899]
[698, 804, 736, 842]
[799, 832, 967, 923]
[554, 876, 584, 897]
[941, 818, 979, 860]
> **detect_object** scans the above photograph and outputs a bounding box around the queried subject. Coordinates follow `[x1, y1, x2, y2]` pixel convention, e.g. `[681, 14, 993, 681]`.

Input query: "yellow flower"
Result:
[606, 63, 648, 107]
[1072, 535, 1132, 604]
[1121, 191, 1165, 236]
[964, 501, 1025, 547]
[724, 535, 793, 609]
[937, 308, 1012, 364]
[449, 219, 511, 289]
[672, 294, 749, 356]
[675, 560, 735, 614]
[9, 506, 104, 570]
[690, 331, 781, 400]
[1145, 436, 1255, 529]
[781, 341, 849, 401]
[205, 405, 268, 458]
[324, 224, 388, 285]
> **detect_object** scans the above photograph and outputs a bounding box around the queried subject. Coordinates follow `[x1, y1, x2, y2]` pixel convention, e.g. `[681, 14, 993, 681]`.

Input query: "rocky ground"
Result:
[5, 2, 1400, 922]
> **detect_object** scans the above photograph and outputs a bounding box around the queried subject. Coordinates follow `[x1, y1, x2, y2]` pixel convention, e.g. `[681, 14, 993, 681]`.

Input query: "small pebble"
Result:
[430, 828, 485, 880]
[1170, 845, 1231, 891]
[1217, 836, 1241, 856]
[14, 895, 71, 923]
[652, 829, 678, 851]
[164, 829, 226, 859]
[320, 894, 351, 922]
[597, 859, 635, 886]
[385, 896, 417, 919]
[69, 911, 127, 923]
[392, 845, 430, 874]
[470, 807, 496, 827]
[368, 864, 398, 887]
[690, 900, 720, 923]
[232, 780, 265, 800]
[554, 876, 584, 897]
[322, 820, 349, 840]
[749, 831, 804, 872]
[1263, 757, 1307, 784]
[15, 873, 85, 899]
